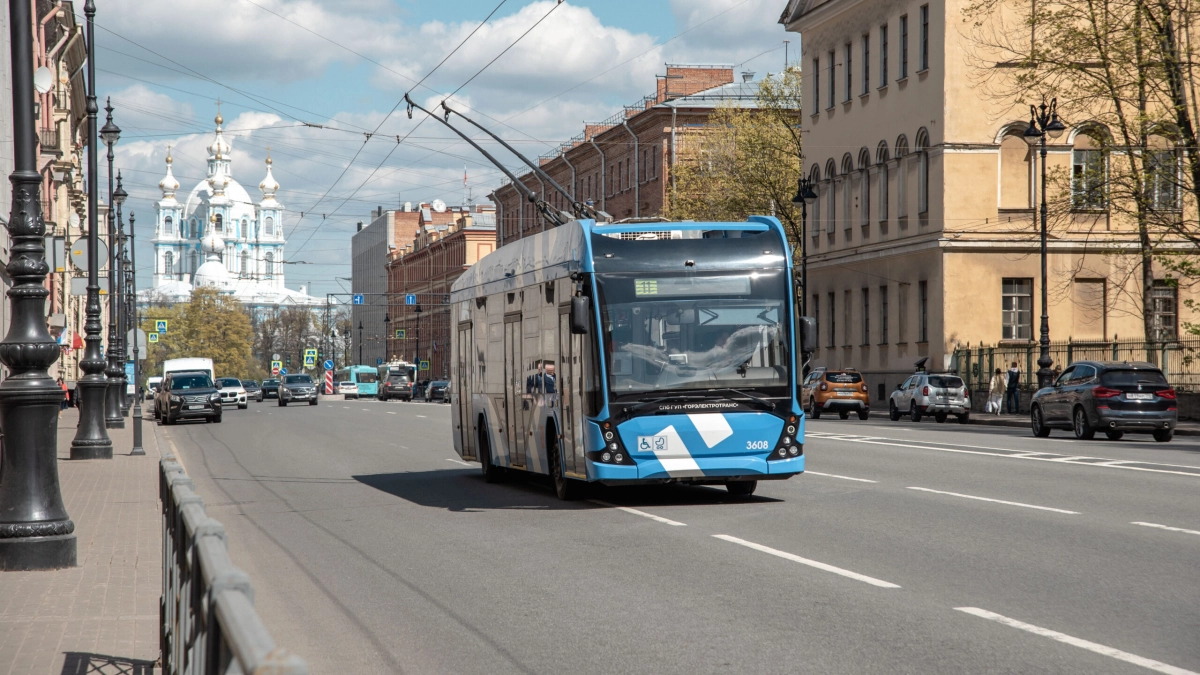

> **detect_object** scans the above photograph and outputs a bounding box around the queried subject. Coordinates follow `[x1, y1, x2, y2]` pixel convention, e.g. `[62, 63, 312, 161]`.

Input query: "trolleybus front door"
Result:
[456, 324, 473, 460]
[504, 317, 525, 467]
[557, 311, 577, 475]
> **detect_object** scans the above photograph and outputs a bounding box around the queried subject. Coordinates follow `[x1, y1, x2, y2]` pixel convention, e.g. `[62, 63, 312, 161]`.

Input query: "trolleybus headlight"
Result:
[789, 446, 800, 456]
[602, 451, 612, 462]
[609, 443, 619, 451]
[615, 453, 624, 463]
[604, 431, 614, 441]
[781, 436, 791, 445]
[786, 425, 796, 435]
[777, 448, 788, 458]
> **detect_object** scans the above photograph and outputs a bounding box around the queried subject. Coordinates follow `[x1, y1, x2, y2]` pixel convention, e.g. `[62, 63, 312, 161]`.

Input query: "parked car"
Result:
[378, 373, 412, 401]
[278, 374, 319, 406]
[261, 379, 281, 399]
[337, 381, 358, 398]
[427, 380, 450, 403]
[215, 377, 249, 409]
[889, 373, 970, 424]
[413, 380, 431, 400]
[154, 370, 221, 425]
[802, 369, 869, 419]
[242, 380, 263, 402]
[1030, 361, 1176, 441]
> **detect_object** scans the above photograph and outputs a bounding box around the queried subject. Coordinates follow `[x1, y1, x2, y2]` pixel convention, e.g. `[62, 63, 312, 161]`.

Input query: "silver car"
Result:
[889, 373, 970, 423]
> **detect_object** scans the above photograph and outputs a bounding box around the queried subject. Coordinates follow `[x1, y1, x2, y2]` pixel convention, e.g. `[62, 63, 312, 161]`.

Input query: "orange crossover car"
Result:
[802, 369, 870, 420]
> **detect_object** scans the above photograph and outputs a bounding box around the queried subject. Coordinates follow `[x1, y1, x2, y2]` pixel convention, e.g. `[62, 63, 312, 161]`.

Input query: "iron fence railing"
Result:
[160, 453, 307, 675]
[952, 337, 1200, 393]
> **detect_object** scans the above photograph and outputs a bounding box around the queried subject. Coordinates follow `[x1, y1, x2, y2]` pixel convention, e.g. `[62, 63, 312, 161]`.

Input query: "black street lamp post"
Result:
[129, 212, 143, 455]
[357, 321, 364, 365]
[100, 100, 123, 429]
[790, 175, 818, 317]
[1023, 98, 1067, 390]
[112, 174, 129, 416]
[383, 313, 391, 363]
[70, 0, 112, 459]
[0, 0, 77, 570]
[414, 304, 423, 378]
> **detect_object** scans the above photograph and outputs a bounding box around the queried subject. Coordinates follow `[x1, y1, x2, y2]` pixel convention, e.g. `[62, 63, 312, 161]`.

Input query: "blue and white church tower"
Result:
[145, 113, 320, 308]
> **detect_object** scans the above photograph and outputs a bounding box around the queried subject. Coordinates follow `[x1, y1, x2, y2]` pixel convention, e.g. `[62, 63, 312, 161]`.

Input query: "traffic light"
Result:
[285, 355, 291, 366]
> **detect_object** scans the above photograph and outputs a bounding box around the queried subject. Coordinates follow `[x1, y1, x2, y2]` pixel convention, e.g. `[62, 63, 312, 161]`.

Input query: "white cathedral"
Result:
[140, 112, 323, 309]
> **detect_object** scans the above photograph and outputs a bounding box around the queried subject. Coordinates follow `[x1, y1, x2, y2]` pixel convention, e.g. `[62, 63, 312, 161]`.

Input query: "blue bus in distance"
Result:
[338, 365, 379, 399]
[449, 217, 814, 499]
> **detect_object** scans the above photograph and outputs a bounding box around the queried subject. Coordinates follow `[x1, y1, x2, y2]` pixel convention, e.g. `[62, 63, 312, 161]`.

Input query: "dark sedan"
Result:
[427, 380, 449, 403]
[261, 379, 281, 399]
[242, 380, 263, 402]
[1031, 360, 1176, 441]
[278, 374, 319, 407]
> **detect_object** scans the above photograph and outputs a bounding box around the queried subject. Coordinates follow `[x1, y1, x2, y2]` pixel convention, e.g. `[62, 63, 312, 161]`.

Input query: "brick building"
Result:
[386, 208, 496, 377]
[489, 65, 761, 247]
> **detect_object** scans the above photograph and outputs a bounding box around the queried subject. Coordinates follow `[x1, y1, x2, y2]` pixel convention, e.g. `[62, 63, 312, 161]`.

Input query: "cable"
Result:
[447, 0, 564, 98]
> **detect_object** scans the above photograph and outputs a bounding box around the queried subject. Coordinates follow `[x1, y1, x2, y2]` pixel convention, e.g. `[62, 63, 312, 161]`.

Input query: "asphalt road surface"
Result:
[153, 398, 1200, 674]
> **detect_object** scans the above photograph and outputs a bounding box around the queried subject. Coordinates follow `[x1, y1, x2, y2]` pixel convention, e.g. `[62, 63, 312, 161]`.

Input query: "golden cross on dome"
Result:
[215, 98, 223, 126]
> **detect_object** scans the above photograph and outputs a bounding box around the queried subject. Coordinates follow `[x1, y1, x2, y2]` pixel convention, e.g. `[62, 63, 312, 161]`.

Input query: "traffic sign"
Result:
[271, 360, 282, 372]
[419, 360, 430, 371]
[304, 356, 316, 367]
[376, 357, 383, 366]
[69, 237, 108, 273]
[323, 359, 334, 370]
[156, 320, 168, 333]
[304, 348, 317, 357]
[405, 294, 417, 305]
[272, 353, 281, 361]
[271, 365, 280, 375]
[148, 333, 159, 343]
[280, 367, 288, 375]
[353, 294, 364, 305]
[395, 329, 405, 339]
[324, 369, 334, 394]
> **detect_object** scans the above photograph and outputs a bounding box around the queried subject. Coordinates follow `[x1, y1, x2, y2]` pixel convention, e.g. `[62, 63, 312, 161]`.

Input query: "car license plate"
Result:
[186, 405, 205, 410]
[836, 391, 854, 397]
[1127, 393, 1153, 400]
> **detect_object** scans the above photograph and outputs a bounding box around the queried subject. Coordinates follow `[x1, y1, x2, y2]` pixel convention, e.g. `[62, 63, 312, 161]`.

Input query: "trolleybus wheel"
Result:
[479, 419, 503, 483]
[548, 428, 582, 500]
[726, 481, 757, 497]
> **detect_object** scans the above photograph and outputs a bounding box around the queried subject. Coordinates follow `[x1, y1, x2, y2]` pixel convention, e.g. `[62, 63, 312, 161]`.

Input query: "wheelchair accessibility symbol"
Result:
[638, 435, 667, 452]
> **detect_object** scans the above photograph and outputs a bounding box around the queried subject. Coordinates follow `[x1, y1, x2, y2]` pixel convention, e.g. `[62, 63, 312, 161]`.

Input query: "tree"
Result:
[141, 287, 256, 380]
[666, 68, 805, 249]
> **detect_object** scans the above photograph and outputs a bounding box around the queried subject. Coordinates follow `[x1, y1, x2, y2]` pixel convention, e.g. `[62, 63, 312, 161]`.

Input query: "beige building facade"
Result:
[780, 0, 1198, 400]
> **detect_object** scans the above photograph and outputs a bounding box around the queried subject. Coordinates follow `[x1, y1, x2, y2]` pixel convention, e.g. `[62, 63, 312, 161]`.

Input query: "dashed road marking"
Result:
[386, 411, 397, 415]
[907, 487, 1079, 514]
[805, 471, 878, 483]
[956, 607, 1199, 675]
[445, 458, 472, 467]
[714, 535, 900, 588]
[590, 500, 685, 526]
[416, 415, 427, 418]
[1131, 521, 1200, 537]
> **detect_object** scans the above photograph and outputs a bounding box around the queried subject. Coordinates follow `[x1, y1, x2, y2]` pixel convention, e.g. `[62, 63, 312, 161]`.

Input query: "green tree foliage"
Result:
[666, 69, 805, 251]
[140, 287, 256, 380]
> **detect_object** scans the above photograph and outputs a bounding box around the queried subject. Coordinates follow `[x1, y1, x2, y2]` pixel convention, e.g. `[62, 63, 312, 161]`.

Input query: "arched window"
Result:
[264, 252, 274, 279]
[877, 141, 890, 221]
[189, 250, 199, 274]
[240, 250, 250, 276]
[915, 128, 930, 215]
[241, 218, 249, 239]
[1146, 134, 1179, 211]
[190, 218, 198, 239]
[858, 148, 872, 228]
[163, 251, 174, 276]
[1072, 128, 1108, 210]
[895, 135, 910, 218]
[809, 165, 821, 234]
[164, 215, 173, 238]
[265, 216, 274, 236]
[841, 154, 854, 235]
[214, 214, 224, 233]
[999, 126, 1033, 209]
[825, 159, 838, 232]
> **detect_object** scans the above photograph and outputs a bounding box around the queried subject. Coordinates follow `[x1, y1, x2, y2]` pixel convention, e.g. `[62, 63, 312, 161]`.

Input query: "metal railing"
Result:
[160, 453, 307, 675]
[953, 337, 1200, 393]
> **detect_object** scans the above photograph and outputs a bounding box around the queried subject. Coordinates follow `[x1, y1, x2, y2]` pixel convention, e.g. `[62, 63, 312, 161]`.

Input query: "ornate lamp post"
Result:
[790, 174, 818, 318]
[1023, 98, 1067, 390]
[112, 174, 129, 416]
[70, 0, 112, 459]
[414, 304, 423, 376]
[383, 313, 391, 363]
[0, 0, 77, 570]
[100, 100, 123, 428]
[128, 212, 144, 455]
[357, 321, 364, 366]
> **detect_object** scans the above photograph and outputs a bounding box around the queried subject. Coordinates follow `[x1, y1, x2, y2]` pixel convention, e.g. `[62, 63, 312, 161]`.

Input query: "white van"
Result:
[163, 358, 214, 384]
[146, 376, 163, 400]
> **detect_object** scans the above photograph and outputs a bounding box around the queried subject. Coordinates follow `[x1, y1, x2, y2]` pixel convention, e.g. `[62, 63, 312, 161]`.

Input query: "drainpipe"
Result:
[495, 198, 504, 247]
[559, 151, 577, 202]
[589, 137, 606, 212]
[621, 120, 639, 218]
[670, 107, 678, 207]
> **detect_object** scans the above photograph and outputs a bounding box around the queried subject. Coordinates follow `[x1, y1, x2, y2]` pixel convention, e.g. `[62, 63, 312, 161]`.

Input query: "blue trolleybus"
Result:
[449, 217, 814, 499]
[338, 365, 380, 399]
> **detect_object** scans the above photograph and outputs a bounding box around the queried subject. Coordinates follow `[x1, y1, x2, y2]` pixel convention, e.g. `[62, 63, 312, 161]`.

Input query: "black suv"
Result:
[278, 374, 319, 406]
[378, 373, 412, 401]
[242, 380, 263, 402]
[1030, 361, 1176, 441]
[261, 379, 281, 399]
[155, 371, 221, 425]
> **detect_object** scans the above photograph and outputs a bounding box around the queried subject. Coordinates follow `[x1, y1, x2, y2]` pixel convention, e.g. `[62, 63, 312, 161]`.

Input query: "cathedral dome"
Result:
[207, 112, 232, 159]
[159, 149, 180, 198]
[193, 230, 230, 288]
[259, 153, 279, 199]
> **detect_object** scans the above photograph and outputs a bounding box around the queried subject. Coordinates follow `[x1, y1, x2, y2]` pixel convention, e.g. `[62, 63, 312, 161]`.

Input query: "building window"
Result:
[240, 250, 249, 276]
[189, 250, 199, 273]
[880, 25, 889, 86]
[1147, 148, 1180, 211]
[828, 292, 836, 346]
[1002, 278, 1033, 341]
[827, 169, 837, 232]
[920, 5, 929, 71]
[163, 215, 173, 237]
[843, 290, 852, 346]
[163, 251, 174, 276]
[813, 57, 820, 109]
[860, 165, 870, 227]
[918, 149, 929, 214]
[918, 280, 928, 342]
[827, 50, 835, 108]
[862, 35, 870, 95]
[265, 216, 274, 236]
[898, 283, 909, 342]
[1072, 136, 1107, 210]
[190, 218, 198, 238]
[812, 294, 820, 350]
[844, 43, 852, 101]
[879, 285, 889, 344]
[861, 288, 870, 345]
[900, 15, 909, 78]
[879, 160, 889, 220]
[1151, 281, 1177, 340]
[214, 214, 223, 233]
[896, 136, 909, 218]
[265, 252, 274, 279]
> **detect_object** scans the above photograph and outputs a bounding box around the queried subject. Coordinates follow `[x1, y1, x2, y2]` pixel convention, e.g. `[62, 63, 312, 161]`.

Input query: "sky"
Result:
[90, 0, 796, 298]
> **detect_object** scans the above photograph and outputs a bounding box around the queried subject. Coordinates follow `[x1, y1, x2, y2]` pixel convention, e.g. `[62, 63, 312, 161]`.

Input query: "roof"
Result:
[655, 81, 762, 109]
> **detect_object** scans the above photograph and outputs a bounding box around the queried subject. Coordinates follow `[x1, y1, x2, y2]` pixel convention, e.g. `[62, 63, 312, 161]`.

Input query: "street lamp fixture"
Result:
[414, 304, 424, 375]
[358, 321, 364, 366]
[791, 174, 818, 335]
[101, 99, 123, 429]
[1022, 97, 1067, 391]
[113, 173, 130, 416]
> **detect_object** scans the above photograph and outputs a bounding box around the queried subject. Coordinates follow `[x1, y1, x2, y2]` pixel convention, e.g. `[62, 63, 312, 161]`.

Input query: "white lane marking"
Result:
[417, 415, 427, 418]
[956, 607, 1199, 675]
[1131, 521, 1200, 537]
[589, 500, 685, 526]
[362, 408, 370, 411]
[386, 411, 397, 415]
[806, 470, 878, 483]
[811, 434, 1200, 478]
[445, 458, 472, 467]
[907, 487, 1079, 514]
[714, 535, 900, 588]
[688, 413, 733, 448]
[342, 406, 349, 409]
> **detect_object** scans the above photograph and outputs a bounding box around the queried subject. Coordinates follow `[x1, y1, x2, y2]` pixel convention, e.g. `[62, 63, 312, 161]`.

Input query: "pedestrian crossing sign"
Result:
[304, 348, 317, 358]
[395, 329, 405, 339]
[419, 360, 430, 371]
[304, 355, 316, 367]
[148, 333, 159, 343]
[155, 320, 168, 333]
[271, 360, 282, 371]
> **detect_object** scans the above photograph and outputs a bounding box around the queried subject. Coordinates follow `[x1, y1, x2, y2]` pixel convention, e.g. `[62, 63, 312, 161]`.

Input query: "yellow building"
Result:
[780, 0, 1198, 399]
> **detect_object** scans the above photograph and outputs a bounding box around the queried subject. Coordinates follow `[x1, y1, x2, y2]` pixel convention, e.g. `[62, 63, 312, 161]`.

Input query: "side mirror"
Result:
[570, 295, 591, 335]
[799, 316, 817, 353]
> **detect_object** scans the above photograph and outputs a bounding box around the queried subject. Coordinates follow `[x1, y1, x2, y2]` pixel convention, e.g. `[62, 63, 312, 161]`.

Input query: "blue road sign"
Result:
[280, 367, 288, 375]
[156, 319, 168, 333]
[353, 294, 364, 305]
[405, 294, 416, 305]
[323, 359, 334, 370]
[419, 360, 430, 371]
[304, 356, 316, 367]
[376, 357, 383, 366]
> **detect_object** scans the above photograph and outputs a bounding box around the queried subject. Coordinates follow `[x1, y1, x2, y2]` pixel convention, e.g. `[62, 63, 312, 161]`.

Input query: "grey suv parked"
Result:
[1030, 361, 1176, 441]
[889, 373, 970, 424]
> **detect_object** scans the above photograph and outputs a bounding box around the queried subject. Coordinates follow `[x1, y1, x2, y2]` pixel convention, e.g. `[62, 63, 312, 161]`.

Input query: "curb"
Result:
[968, 415, 1200, 436]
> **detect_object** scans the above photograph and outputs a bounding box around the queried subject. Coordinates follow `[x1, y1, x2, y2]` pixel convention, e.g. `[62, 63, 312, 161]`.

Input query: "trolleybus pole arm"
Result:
[404, 95, 569, 228]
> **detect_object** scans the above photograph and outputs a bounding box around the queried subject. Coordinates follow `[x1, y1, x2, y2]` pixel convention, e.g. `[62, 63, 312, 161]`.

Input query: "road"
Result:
[153, 399, 1200, 674]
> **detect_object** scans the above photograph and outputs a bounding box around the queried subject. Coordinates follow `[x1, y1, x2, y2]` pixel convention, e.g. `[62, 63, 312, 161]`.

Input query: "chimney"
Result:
[356, 221, 363, 232]
[742, 71, 755, 82]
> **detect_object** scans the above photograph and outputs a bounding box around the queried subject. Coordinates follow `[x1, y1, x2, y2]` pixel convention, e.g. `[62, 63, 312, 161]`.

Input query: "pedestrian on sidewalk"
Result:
[987, 368, 1005, 414]
[1005, 362, 1021, 415]
[58, 377, 69, 414]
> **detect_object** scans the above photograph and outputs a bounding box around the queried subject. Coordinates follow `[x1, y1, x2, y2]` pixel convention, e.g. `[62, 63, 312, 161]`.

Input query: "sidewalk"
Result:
[0, 408, 162, 675]
[970, 412, 1200, 436]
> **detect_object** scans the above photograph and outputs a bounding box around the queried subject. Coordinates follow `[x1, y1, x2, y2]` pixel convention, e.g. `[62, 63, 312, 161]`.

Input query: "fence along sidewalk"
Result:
[160, 452, 308, 674]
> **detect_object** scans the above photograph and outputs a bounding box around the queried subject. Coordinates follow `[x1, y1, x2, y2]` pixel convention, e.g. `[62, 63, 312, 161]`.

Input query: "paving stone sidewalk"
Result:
[0, 408, 161, 675]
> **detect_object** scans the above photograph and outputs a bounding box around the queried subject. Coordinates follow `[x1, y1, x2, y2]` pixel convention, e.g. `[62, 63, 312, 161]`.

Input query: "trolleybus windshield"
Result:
[596, 269, 791, 398]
